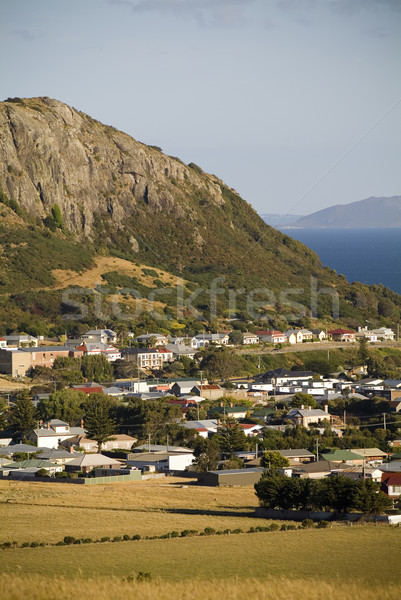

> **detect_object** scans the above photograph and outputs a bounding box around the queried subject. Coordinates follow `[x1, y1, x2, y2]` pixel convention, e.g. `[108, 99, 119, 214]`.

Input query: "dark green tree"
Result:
[357, 336, 370, 365]
[193, 437, 220, 472]
[51, 203, 63, 228]
[290, 392, 318, 409]
[215, 417, 248, 457]
[353, 478, 392, 515]
[9, 391, 38, 437]
[198, 347, 243, 381]
[38, 389, 87, 425]
[81, 354, 113, 382]
[83, 393, 116, 452]
[0, 397, 8, 430]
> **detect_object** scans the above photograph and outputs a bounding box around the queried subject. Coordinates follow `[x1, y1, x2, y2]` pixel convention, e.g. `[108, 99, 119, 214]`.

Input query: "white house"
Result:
[75, 342, 121, 362]
[255, 330, 286, 344]
[83, 329, 117, 344]
[284, 329, 305, 344]
[0, 337, 7, 349]
[372, 327, 395, 341]
[27, 419, 86, 449]
[242, 333, 260, 345]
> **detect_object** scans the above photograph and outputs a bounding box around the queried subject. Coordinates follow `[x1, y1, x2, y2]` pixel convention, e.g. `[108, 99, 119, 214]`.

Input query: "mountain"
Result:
[290, 196, 401, 228]
[260, 213, 303, 227]
[0, 96, 400, 336]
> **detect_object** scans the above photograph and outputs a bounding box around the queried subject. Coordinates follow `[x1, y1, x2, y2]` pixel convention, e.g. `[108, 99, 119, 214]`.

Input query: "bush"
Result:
[21, 542, 30, 547]
[180, 529, 198, 537]
[112, 536, 122, 542]
[30, 541, 39, 547]
[63, 536, 76, 545]
[269, 523, 280, 531]
[204, 527, 216, 535]
[302, 519, 315, 529]
[100, 536, 110, 543]
[136, 572, 152, 582]
[132, 534, 141, 541]
[317, 520, 331, 529]
[123, 534, 131, 541]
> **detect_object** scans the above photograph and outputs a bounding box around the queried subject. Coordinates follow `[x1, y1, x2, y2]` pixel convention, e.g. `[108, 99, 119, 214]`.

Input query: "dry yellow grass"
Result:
[50, 255, 186, 290]
[0, 376, 29, 392]
[1, 478, 276, 544]
[1, 575, 400, 600]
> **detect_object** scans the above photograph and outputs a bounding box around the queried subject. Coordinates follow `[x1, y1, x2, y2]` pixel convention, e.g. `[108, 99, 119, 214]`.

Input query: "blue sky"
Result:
[1, 0, 400, 215]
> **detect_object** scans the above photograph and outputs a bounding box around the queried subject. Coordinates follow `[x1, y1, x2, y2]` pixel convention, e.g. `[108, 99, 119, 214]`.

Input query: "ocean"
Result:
[281, 228, 401, 295]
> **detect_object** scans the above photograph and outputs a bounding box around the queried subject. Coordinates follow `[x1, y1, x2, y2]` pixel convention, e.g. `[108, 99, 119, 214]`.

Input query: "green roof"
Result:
[320, 450, 364, 461]
[3, 459, 58, 469]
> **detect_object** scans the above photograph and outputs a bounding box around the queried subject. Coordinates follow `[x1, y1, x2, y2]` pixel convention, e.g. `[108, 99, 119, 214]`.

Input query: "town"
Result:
[1, 325, 400, 522]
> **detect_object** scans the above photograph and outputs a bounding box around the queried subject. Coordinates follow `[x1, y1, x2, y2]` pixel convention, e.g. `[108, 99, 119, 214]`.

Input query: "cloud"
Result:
[363, 26, 390, 39]
[108, 0, 254, 27]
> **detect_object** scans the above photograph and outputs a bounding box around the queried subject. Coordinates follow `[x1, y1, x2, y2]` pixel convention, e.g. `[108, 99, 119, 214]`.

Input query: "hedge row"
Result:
[0, 521, 335, 550]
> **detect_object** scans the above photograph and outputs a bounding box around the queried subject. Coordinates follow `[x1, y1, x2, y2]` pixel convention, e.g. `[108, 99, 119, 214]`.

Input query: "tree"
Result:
[38, 389, 87, 425]
[81, 354, 113, 382]
[215, 418, 248, 457]
[0, 397, 8, 430]
[228, 330, 243, 345]
[199, 347, 243, 381]
[193, 438, 220, 472]
[260, 450, 290, 470]
[353, 478, 392, 515]
[51, 203, 63, 228]
[83, 393, 116, 452]
[290, 393, 318, 409]
[357, 336, 369, 365]
[9, 391, 38, 437]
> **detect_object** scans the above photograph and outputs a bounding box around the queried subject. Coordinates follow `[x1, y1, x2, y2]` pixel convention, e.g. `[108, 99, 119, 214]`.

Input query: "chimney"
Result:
[47, 421, 50, 429]
[220, 402, 223, 407]
[69, 445, 74, 453]
[324, 404, 329, 413]
[301, 404, 304, 410]
[308, 405, 311, 411]
[81, 419, 84, 428]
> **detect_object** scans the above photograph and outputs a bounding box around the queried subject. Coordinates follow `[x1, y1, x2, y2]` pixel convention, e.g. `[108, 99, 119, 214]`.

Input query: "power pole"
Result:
[315, 438, 319, 462]
[343, 409, 346, 428]
[383, 413, 387, 430]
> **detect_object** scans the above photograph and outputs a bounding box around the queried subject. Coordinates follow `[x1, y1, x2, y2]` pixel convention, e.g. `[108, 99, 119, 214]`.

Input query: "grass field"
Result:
[1, 478, 400, 599]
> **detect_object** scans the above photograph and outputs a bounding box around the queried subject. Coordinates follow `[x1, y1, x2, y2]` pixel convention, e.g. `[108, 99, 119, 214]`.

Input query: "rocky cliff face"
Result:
[0, 97, 223, 242]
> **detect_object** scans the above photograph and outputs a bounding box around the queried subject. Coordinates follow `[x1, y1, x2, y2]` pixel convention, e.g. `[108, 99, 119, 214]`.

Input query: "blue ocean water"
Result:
[282, 228, 401, 295]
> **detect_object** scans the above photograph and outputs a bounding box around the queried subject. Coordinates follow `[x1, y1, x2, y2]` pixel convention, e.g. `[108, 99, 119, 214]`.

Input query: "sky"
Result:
[1, 0, 400, 216]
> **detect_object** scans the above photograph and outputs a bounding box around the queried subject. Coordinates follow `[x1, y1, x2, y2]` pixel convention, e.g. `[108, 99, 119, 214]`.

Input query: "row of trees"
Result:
[255, 471, 392, 515]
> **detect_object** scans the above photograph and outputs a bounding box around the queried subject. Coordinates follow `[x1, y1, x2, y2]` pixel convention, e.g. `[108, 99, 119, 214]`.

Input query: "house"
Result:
[312, 329, 327, 341]
[381, 473, 401, 498]
[164, 344, 196, 360]
[0, 348, 33, 377]
[197, 468, 264, 487]
[126, 451, 195, 472]
[171, 380, 201, 397]
[207, 405, 249, 420]
[334, 465, 383, 483]
[74, 342, 121, 362]
[122, 347, 163, 370]
[191, 384, 223, 401]
[82, 329, 117, 344]
[0, 459, 63, 477]
[284, 329, 305, 344]
[372, 327, 395, 341]
[19, 346, 73, 369]
[27, 419, 86, 449]
[356, 327, 378, 342]
[292, 460, 340, 479]
[238, 423, 264, 436]
[254, 368, 315, 387]
[36, 448, 81, 464]
[2, 334, 38, 347]
[157, 348, 174, 363]
[61, 433, 136, 452]
[242, 332, 259, 345]
[286, 406, 330, 427]
[130, 444, 194, 454]
[134, 333, 169, 347]
[255, 330, 286, 344]
[182, 420, 219, 438]
[278, 449, 315, 463]
[65, 453, 122, 473]
[71, 382, 104, 395]
[351, 448, 388, 463]
[0, 337, 7, 349]
[327, 329, 356, 342]
[320, 450, 365, 465]
[192, 333, 229, 348]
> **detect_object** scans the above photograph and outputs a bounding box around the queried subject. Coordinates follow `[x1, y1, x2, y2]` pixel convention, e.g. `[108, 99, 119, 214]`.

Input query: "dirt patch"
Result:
[0, 377, 29, 392]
